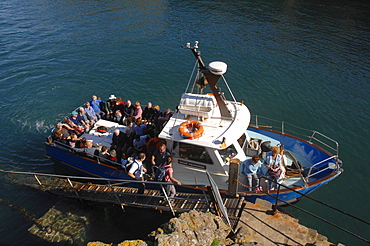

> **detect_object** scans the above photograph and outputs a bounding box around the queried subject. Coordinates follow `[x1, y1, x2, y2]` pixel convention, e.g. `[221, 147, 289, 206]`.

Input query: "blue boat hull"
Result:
[45, 124, 342, 204]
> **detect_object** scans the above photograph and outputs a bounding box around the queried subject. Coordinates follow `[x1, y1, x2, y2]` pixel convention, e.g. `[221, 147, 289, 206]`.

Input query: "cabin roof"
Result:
[159, 101, 251, 149]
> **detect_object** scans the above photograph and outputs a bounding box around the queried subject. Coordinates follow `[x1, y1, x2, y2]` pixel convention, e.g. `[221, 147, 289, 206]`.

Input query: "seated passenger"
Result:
[84, 102, 98, 123]
[77, 137, 87, 148]
[105, 95, 117, 121]
[242, 155, 262, 191]
[70, 111, 89, 132]
[120, 153, 131, 169]
[52, 129, 68, 144]
[127, 134, 149, 157]
[133, 101, 143, 119]
[109, 149, 118, 163]
[264, 146, 282, 190]
[98, 145, 110, 164]
[78, 107, 93, 131]
[122, 100, 134, 124]
[114, 97, 125, 123]
[133, 118, 146, 136]
[64, 116, 83, 135]
[161, 108, 173, 120]
[55, 122, 72, 138]
[111, 129, 125, 151]
[68, 133, 80, 148]
[125, 116, 135, 128]
[73, 141, 99, 158]
[142, 102, 154, 123]
[152, 105, 162, 124]
[90, 95, 105, 119]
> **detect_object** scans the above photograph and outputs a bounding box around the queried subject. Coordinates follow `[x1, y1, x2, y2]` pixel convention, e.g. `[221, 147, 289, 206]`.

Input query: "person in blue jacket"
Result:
[90, 95, 105, 119]
[242, 155, 262, 191]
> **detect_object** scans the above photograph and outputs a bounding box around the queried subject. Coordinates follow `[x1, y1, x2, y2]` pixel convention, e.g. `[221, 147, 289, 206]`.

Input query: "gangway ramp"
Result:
[1, 170, 244, 228]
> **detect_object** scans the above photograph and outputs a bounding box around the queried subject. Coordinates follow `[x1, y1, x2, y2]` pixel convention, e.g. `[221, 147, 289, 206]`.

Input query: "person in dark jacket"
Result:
[105, 95, 117, 121]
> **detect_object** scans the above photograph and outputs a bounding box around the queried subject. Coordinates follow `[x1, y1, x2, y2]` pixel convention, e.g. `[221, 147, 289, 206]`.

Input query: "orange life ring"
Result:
[178, 120, 204, 139]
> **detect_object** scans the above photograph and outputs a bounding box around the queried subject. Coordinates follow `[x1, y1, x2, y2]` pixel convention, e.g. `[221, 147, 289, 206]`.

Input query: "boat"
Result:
[45, 41, 343, 204]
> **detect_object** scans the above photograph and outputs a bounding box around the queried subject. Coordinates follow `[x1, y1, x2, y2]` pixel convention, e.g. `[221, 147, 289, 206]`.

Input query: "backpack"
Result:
[124, 158, 135, 173]
[154, 166, 170, 182]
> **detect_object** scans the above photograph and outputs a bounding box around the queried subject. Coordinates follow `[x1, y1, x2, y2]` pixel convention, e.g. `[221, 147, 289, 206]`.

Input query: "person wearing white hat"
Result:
[105, 95, 117, 121]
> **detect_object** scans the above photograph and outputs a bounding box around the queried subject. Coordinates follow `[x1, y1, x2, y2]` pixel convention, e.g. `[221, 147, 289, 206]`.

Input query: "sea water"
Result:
[0, 0, 369, 245]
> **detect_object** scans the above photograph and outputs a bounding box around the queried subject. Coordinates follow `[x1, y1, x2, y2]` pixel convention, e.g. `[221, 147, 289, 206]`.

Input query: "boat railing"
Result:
[45, 140, 124, 169]
[251, 115, 340, 165]
[260, 176, 370, 245]
[305, 155, 338, 182]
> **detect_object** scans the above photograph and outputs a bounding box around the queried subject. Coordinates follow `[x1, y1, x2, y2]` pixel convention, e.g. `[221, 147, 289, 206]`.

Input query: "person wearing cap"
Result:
[69, 110, 88, 131]
[105, 95, 117, 121]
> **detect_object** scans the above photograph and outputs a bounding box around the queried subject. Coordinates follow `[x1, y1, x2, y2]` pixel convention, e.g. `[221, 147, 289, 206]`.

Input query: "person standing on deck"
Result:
[163, 156, 181, 198]
[151, 144, 171, 167]
[128, 153, 147, 194]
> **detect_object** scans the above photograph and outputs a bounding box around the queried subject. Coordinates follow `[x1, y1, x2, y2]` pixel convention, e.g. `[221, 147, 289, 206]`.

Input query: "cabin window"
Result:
[179, 143, 213, 164]
[219, 144, 238, 163]
[237, 133, 247, 149]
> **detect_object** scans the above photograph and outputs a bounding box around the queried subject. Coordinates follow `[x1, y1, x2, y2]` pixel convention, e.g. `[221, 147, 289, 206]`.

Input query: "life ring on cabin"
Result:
[179, 120, 204, 139]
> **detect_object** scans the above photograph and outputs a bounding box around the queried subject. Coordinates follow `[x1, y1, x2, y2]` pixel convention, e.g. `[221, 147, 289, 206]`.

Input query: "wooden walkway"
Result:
[3, 171, 244, 228]
[49, 179, 212, 213]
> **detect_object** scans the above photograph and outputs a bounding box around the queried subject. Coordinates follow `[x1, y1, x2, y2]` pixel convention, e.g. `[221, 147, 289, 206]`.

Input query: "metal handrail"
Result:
[305, 155, 338, 181]
[252, 115, 339, 159]
[309, 131, 339, 161]
[259, 176, 370, 244]
[0, 169, 206, 187]
[0, 169, 211, 215]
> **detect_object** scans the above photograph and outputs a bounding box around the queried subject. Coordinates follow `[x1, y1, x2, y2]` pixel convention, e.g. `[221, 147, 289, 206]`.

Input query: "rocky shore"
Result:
[87, 199, 345, 246]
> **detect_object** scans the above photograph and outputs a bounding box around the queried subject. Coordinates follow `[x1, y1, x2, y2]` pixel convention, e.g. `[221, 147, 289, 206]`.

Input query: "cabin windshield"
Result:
[179, 142, 213, 164]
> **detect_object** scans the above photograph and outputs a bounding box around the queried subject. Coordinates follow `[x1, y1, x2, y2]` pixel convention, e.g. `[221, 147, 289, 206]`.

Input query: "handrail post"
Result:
[161, 184, 175, 216]
[255, 115, 258, 128]
[273, 182, 281, 214]
[67, 178, 83, 203]
[282, 121, 284, 134]
[34, 175, 45, 190]
[308, 131, 316, 143]
[108, 180, 125, 211]
[200, 186, 210, 208]
[227, 158, 240, 197]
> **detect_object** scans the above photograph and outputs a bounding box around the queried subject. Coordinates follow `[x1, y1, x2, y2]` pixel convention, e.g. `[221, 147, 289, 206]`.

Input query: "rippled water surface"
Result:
[0, 0, 369, 245]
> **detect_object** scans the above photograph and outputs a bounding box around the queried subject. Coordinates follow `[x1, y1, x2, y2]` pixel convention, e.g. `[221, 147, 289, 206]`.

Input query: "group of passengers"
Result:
[51, 94, 180, 197]
[241, 146, 283, 191]
[88, 94, 173, 127]
[52, 94, 173, 140]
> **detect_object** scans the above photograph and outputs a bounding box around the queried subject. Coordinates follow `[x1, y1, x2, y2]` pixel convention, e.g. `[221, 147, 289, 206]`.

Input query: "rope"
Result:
[235, 175, 257, 189]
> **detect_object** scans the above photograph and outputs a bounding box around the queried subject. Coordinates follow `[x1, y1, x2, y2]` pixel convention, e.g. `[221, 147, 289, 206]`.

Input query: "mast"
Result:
[188, 42, 232, 118]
